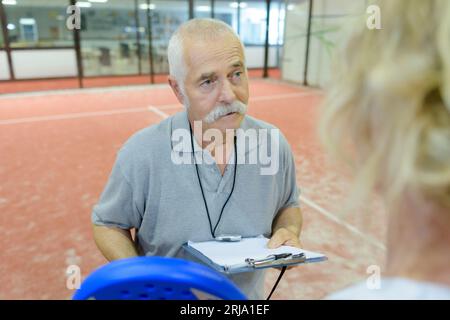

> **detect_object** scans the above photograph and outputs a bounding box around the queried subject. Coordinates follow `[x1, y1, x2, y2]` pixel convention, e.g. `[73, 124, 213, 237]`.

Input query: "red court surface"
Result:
[0, 78, 387, 299]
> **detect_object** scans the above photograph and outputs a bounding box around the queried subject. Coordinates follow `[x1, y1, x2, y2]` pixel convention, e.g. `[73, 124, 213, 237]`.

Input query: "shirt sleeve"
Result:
[278, 135, 301, 211]
[91, 153, 143, 230]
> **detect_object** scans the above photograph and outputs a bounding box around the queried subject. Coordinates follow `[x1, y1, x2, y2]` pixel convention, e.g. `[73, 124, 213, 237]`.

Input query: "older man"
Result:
[92, 18, 302, 300]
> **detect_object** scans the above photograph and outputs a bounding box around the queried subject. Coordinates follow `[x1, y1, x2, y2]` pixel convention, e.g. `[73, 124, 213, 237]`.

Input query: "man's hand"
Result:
[268, 206, 303, 270]
[267, 227, 303, 249]
[268, 206, 303, 249]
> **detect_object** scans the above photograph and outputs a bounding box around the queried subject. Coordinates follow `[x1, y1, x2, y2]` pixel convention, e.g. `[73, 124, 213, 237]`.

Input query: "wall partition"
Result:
[282, 0, 368, 87]
[0, 0, 286, 89]
[1, 0, 76, 80]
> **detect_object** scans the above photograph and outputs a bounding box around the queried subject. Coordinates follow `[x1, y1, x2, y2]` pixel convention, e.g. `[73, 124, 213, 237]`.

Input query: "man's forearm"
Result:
[93, 225, 139, 261]
[272, 206, 303, 237]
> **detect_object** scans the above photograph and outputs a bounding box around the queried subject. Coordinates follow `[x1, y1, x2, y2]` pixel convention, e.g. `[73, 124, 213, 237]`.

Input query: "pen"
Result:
[269, 253, 293, 260]
[245, 253, 294, 267]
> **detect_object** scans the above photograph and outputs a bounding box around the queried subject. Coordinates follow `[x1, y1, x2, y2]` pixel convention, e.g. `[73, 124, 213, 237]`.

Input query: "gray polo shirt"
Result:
[92, 110, 300, 300]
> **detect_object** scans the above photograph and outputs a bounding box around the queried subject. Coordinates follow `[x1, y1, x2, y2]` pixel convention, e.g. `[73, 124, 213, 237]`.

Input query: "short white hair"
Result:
[167, 18, 245, 92]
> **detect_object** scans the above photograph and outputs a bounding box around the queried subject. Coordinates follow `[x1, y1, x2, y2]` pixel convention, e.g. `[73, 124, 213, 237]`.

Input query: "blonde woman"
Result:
[321, 0, 450, 299]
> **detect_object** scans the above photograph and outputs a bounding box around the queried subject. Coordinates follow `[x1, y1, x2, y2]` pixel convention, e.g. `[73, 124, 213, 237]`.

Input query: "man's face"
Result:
[180, 35, 249, 134]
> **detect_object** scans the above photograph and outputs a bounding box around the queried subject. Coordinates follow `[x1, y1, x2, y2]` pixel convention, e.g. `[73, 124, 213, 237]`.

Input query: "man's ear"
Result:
[168, 76, 185, 105]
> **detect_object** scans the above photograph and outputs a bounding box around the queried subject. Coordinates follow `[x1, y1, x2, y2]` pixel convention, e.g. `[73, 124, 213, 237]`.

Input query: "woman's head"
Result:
[320, 0, 450, 209]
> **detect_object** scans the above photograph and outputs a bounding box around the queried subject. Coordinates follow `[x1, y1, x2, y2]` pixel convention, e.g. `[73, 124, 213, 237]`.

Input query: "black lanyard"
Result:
[189, 121, 285, 300]
[189, 122, 237, 238]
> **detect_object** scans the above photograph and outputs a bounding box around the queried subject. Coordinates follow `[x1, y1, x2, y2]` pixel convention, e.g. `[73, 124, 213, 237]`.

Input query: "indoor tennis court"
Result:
[0, 0, 396, 300]
[0, 76, 386, 299]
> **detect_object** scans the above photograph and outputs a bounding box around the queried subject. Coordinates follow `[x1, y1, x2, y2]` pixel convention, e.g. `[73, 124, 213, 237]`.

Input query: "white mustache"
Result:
[203, 101, 247, 124]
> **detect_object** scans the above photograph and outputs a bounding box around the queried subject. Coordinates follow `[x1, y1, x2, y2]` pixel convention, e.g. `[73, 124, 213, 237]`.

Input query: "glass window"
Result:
[80, 0, 139, 76]
[146, 0, 188, 74]
[308, 0, 366, 86]
[194, 0, 212, 19]
[213, 1, 238, 31]
[4, 0, 74, 48]
[239, 1, 267, 45]
[281, 0, 310, 83]
[270, 0, 285, 46]
[212, 1, 284, 46]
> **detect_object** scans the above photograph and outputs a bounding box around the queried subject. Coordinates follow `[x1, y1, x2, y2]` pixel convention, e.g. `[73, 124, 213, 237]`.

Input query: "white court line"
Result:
[0, 107, 150, 125]
[148, 104, 386, 252]
[145, 92, 318, 110]
[0, 92, 317, 126]
[0, 77, 320, 100]
[260, 78, 324, 94]
[148, 92, 318, 110]
[0, 105, 176, 125]
[0, 83, 169, 100]
[299, 195, 386, 251]
[153, 91, 318, 110]
[157, 103, 182, 110]
[148, 106, 170, 119]
[251, 91, 318, 102]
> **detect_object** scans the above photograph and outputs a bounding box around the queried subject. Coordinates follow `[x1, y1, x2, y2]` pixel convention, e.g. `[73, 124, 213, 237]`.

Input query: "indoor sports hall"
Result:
[0, 0, 389, 300]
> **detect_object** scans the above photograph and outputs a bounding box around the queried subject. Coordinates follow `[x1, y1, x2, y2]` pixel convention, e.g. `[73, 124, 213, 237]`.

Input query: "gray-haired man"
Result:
[92, 18, 303, 299]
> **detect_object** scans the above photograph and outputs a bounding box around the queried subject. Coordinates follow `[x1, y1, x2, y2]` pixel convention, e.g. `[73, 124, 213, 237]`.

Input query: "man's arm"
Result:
[93, 225, 139, 261]
[267, 206, 303, 248]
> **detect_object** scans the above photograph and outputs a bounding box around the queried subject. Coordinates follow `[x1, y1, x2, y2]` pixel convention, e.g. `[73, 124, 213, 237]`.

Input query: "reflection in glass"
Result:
[239, 0, 266, 45]
[0, 0, 284, 78]
[213, 1, 238, 30]
[80, 0, 139, 76]
[147, 0, 188, 74]
[238, 0, 285, 46]
[194, 0, 212, 19]
[308, 0, 366, 86]
[3, 0, 73, 48]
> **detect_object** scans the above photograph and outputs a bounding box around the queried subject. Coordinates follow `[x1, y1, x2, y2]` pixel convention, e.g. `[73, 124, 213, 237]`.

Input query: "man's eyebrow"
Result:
[196, 62, 244, 81]
[197, 72, 215, 81]
[231, 61, 244, 68]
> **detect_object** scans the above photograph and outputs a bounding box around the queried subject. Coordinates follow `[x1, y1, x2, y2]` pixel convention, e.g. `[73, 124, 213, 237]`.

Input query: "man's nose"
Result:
[218, 79, 237, 104]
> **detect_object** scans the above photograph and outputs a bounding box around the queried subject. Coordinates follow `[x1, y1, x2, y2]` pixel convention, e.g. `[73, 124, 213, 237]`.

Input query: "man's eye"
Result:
[200, 79, 213, 87]
[231, 71, 242, 80]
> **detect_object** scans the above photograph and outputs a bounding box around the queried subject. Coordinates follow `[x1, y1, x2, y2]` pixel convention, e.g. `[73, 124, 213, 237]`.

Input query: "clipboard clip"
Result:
[245, 252, 306, 268]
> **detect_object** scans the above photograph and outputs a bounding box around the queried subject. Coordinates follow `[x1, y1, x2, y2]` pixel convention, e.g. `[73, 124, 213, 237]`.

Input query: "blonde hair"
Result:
[319, 0, 450, 209]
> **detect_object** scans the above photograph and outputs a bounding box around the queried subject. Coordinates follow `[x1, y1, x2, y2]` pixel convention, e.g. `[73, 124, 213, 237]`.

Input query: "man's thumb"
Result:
[267, 236, 281, 249]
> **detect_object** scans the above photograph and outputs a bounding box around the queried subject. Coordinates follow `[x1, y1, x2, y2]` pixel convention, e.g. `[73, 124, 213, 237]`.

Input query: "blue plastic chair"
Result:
[73, 256, 247, 300]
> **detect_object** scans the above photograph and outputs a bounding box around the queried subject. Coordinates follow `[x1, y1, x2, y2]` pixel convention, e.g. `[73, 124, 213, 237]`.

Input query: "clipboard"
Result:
[183, 236, 327, 274]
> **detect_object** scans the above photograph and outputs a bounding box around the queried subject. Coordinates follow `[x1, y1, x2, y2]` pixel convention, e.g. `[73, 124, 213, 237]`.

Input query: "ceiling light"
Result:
[19, 18, 36, 25]
[139, 3, 156, 10]
[76, 2, 92, 8]
[2, 0, 17, 5]
[196, 6, 211, 12]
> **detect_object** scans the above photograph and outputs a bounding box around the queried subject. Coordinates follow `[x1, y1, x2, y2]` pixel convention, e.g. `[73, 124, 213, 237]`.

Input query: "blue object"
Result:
[73, 256, 247, 300]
